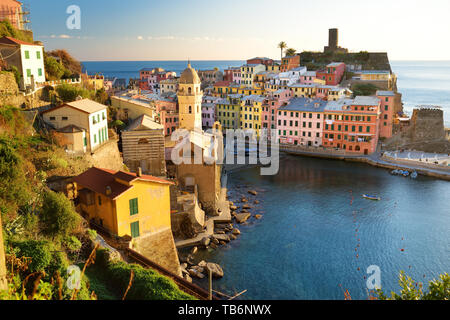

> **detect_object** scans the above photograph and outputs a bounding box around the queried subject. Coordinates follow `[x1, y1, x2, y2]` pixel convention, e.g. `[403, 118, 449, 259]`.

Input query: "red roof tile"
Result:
[0, 36, 41, 47]
[73, 167, 173, 199]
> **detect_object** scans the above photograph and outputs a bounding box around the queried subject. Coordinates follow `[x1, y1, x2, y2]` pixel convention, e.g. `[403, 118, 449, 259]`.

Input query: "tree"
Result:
[376, 271, 449, 300]
[40, 190, 81, 239]
[285, 48, 297, 57]
[277, 41, 287, 60]
[351, 83, 378, 96]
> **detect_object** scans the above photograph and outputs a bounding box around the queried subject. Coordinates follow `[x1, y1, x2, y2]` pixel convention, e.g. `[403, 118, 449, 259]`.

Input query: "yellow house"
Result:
[85, 74, 105, 90]
[240, 95, 264, 137]
[111, 95, 155, 122]
[73, 167, 174, 238]
[216, 95, 242, 130]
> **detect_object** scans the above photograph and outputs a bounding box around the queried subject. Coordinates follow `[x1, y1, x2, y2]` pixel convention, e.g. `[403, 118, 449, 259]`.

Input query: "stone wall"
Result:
[133, 228, 182, 276]
[410, 108, 445, 142]
[85, 138, 124, 171]
[0, 72, 51, 109]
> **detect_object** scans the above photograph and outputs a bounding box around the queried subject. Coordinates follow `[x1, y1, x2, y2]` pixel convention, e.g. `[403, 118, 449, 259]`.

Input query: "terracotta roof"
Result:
[0, 36, 41, 47]
[214, 81, 231, 87]
[73, 167, 173, 200]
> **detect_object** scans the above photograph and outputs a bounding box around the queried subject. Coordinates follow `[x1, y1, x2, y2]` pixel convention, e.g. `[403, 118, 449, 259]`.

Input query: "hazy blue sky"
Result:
[28, 0, 450, 61]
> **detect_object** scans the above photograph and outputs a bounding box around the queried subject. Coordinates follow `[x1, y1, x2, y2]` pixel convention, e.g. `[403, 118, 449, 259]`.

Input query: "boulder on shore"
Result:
[206, 263, 224, 278]
[201, 237, 211, 247]
[230, 205, 238, 211]
[232, 228, 241, 235]
[198, 260, 207, 267]
[241, 197, 248, 203]
[254, 200, 259, 204]
[188, 269, 205, 279]
[242, 204, 252, 210]
[248, 190, 258, 196]
[255, 214, 262, 219]
[235, 212, 251, 224]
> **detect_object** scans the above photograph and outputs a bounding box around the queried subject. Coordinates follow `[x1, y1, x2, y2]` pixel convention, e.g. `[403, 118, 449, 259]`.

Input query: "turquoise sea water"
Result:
[194, 155, 450, 300]
[391, 61, 450, 126]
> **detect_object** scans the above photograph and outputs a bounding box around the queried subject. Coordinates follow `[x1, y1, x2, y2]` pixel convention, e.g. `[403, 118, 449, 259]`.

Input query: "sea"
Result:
[81, 60, 450, 126]
[81, 60, 450, 299]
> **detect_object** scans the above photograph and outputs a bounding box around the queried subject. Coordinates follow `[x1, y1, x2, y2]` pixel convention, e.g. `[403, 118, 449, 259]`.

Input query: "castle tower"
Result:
[177, 62, 203, 131]
[328, 28, 338, 50]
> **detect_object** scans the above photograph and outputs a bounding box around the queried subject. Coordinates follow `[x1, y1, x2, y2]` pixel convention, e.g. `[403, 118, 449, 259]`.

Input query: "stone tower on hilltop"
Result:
[177, 62, 203, 131]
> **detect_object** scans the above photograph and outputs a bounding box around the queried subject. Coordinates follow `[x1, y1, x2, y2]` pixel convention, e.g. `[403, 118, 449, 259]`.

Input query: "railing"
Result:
[125, 248, 218, 300]
[36, 77, 81, 88]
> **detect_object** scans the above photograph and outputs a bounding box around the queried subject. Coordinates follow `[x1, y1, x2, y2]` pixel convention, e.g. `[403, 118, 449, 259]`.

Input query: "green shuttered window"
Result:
[129, 198, 138, 215]
[130, 221, 140, 238]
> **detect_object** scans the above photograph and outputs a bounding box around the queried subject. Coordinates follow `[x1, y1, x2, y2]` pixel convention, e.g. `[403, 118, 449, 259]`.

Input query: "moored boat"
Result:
[410, 171, 418, 179]
[362, 194, 381, 201]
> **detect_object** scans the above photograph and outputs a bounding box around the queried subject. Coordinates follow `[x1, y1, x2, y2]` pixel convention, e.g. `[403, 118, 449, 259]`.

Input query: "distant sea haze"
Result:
[82, 60, 450, 126]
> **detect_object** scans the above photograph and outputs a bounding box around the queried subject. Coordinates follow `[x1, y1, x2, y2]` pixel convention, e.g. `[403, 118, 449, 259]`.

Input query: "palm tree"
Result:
[278, 41, 287, 60]
[285, 48, 297, 56]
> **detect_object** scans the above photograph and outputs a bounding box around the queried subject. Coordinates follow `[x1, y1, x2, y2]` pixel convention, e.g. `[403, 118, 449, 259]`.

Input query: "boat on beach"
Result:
[362, 194, 381, 201]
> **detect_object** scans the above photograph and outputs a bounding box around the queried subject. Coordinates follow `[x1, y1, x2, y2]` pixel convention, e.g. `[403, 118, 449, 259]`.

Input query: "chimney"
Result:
[106, 186, 112, 196]
[137, 167, 142, 177]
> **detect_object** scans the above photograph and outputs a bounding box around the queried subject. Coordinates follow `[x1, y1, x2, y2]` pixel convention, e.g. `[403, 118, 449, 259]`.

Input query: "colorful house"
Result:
[0, 36, 45, 88]
[376, 90, 396, 139]
[239, 95, 264, 136]
[216, 95, 242, 130]
[277, 97, 326, 146]
[240, 64, 265, 87]
[262, 89, 292, 138]
[323, 96, 380, 154]
[41, 99, 109, 153]
[316, 62, 346, 86]
[280, 55, 301, 72]
[73, 167, 181, 275]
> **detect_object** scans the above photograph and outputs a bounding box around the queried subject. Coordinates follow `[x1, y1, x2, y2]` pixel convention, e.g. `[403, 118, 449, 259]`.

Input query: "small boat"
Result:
[410, 171, 418, 179]
[390, 169, 399, 175]
[362, 194, 381, 201]
[402, 171, 410, 177]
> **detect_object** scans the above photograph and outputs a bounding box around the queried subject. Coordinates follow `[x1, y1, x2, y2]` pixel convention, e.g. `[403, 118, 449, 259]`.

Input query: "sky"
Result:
[27, 0, 450, 61]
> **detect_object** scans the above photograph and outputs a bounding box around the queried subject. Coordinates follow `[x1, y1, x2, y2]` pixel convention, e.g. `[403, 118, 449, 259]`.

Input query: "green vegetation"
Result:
[351, 83, 379, 96]
[0, 107, 196, 300]
[376, 271, 449, 300]
[0, 20, 33, 43]
[93, 249, 195, 300]
[277, 41, 287, 60]
[285, 48, 297, 56]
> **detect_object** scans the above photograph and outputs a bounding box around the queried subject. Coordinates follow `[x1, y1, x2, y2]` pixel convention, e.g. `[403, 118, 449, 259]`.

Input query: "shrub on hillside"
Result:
[351, 83, 378, 96]
[55, 83, 92, 102]
[94, 250, 194, 300]
[40, 190, 81, 239]
[13, 239, 53, 273]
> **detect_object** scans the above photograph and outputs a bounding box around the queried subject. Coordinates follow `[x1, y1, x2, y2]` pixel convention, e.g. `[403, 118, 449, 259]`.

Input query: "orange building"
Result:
[280, 55, 301, 72]
[376, 91, 395, 139]
[322, 97, 380, 154]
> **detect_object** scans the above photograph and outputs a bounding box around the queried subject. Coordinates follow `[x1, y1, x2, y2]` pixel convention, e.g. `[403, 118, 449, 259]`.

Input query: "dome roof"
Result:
[179, 63, 201, 84]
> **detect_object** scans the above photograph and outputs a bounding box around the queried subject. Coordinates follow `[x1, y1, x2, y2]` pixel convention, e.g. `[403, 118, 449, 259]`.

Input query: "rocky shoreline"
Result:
[177, 187, 265, 286]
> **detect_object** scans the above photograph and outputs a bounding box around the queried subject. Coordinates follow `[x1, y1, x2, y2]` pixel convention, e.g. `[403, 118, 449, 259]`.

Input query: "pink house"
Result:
[277, 97, 327, 146]
[300, 71, 317, 84]
[262, 89, 292, 138]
